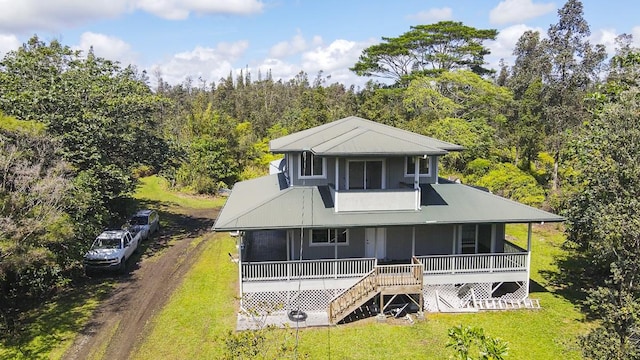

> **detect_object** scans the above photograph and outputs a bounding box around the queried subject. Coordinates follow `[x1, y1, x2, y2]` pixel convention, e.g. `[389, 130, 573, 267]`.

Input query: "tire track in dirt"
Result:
[63, 207, 217, 360]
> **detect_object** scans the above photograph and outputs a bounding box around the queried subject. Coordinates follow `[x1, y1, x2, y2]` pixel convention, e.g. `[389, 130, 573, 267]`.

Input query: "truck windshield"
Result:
[129, 216, 148, 225]
[93, 238, 121, 249]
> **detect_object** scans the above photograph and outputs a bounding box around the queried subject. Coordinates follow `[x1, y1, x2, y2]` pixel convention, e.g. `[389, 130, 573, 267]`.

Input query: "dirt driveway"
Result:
[63, 207, 218, 360]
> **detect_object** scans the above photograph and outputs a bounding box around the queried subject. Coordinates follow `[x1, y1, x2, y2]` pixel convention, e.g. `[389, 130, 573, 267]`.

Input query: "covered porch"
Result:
[237, 229, 532, 320]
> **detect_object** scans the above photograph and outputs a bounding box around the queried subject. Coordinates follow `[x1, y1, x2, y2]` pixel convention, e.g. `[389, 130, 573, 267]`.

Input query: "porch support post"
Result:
[526, 223, 532, 296]
[286, 230, 290, 261]
[490, 224, 496, 253]
[335, 157, 339, 190]
[238, 232, 244, 309]
[452, 226, 457, 254]
[288, 154, 294, 187]
[414, 156, 420, 190]
[412, 226, 416, 257]
[434, 156, 439, 184]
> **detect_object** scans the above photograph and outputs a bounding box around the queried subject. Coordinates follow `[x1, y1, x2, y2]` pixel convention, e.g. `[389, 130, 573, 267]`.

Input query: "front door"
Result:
[365, 228, 386, 260]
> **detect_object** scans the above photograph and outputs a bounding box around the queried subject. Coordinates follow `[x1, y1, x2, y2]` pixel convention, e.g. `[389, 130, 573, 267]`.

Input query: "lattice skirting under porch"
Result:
[423, 281, 529, 312]
[241, 288, 346, 315]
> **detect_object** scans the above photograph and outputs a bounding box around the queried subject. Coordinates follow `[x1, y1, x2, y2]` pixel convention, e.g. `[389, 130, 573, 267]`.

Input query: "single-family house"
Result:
[213, 116, 563, 326]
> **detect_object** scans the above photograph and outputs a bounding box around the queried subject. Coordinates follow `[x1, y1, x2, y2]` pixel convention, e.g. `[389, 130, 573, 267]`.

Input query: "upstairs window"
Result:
[300, 151, 325, 178]
[310, 229, 348, 246]
[405, 156, 430, 177]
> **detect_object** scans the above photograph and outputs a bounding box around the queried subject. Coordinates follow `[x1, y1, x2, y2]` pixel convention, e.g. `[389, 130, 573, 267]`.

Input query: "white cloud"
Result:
[152, 41, 249, 85]
[75, 32, 137, 65]
[0, 0, 263, 32]
[485, 24, 545, 69]
[407, 7, 452, 23]
[269, 31, 314, 58]
[489, 0, 555, 25]
[0, 0, 128, 33]
[590, 28, 618, 57]
[135, 0, 264, 20]
[631, 26, 640, 48]
[0, 33, 21, 57]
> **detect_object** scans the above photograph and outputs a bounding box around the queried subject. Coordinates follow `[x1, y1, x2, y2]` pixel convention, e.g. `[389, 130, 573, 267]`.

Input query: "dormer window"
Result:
[300, 151, 325, 178]
[405, 156, 430, 177]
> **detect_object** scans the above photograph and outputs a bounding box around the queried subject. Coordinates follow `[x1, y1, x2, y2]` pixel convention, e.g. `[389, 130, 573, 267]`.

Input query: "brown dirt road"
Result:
[63, 207, 217, 360]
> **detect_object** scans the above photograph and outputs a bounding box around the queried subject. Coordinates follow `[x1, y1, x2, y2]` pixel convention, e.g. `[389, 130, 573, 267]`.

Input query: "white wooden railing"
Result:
[242, 258, 376, 281]
[415, 252, 528, 275]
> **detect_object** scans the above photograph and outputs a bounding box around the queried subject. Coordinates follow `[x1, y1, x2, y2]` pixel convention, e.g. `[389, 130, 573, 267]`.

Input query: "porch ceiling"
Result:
[213, 174, 564, 231]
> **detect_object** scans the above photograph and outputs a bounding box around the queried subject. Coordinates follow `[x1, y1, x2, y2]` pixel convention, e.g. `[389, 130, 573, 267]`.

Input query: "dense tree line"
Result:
[1, 1, 639, 356]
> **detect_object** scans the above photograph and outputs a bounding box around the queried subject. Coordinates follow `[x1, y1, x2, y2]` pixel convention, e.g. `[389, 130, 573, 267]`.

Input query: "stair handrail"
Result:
[328, 269, 377, 323]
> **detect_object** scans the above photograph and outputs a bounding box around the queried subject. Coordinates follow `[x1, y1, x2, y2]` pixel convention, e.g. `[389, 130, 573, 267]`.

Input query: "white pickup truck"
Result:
[84, 229, 141, 274]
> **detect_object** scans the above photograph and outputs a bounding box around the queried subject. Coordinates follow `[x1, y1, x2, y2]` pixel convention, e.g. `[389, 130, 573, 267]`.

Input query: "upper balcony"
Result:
[329, 185, 420, 212]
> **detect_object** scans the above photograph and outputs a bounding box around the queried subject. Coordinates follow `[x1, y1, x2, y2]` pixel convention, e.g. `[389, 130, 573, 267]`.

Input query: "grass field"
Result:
[135, 221, 588, 359]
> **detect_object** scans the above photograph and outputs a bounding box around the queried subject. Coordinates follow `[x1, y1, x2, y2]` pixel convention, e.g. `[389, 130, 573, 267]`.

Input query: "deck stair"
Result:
[474, 297, 540, 310]
[328, 259, 424, 324]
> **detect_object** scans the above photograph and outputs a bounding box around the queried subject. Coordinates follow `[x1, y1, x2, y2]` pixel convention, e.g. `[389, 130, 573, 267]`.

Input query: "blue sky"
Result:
[0, 0, 638, 88]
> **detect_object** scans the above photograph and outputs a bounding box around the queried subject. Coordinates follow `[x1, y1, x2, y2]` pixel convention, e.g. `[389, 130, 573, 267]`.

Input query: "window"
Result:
[405, 156, 430, 177]
[300, 151, 325, 178]
[310, 229, 348, 246]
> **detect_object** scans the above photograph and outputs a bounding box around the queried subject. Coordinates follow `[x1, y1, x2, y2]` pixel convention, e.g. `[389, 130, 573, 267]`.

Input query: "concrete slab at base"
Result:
[236, 311, 330, 331]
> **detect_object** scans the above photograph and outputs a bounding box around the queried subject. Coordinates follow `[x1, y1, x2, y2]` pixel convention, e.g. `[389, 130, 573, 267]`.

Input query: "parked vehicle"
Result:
[84, 229, 141, 274]
[124, 209, 159, 241]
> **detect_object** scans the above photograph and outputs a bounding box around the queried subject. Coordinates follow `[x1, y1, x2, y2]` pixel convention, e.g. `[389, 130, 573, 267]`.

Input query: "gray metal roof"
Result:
[269, 116, 463, 156]
[213, 174, 564, 231]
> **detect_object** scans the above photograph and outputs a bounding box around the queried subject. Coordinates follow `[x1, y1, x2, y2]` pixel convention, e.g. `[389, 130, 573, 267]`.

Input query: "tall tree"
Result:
[351, 21, 497, 85]
[506, 30, 550, 170]
[541, 0, 606, 191]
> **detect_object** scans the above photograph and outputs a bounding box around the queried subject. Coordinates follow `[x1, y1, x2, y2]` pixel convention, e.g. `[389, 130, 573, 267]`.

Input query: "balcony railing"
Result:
[242, 251, 528, 282]
[331, 187, 420, 212]
[242, 258, 376, 281]
[415, 252, 528, 275]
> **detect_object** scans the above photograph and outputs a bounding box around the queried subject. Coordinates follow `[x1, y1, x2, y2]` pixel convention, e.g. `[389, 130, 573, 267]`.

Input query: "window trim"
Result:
[299, 151, 326, 179]
[309, 228, 349, 246]
[404, 156, 431, 177]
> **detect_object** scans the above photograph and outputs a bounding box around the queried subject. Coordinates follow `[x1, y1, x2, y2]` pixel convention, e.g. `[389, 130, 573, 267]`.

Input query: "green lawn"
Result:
[135, 222, 588, 359]
[134, 176, 226, 209]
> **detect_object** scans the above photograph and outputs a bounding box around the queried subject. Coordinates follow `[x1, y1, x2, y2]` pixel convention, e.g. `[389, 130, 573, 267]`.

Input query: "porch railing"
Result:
[415, 252, 528, 275]
[242, 258, 376, 281]
[376, 263, 423, 286]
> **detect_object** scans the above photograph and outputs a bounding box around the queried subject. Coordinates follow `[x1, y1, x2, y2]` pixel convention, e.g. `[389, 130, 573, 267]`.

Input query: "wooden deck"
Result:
[239, 246, 531, 321]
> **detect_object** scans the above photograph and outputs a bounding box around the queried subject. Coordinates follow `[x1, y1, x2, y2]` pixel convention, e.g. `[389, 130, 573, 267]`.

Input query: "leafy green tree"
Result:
[0, 116, 76, 339]
[176, 137, 239, 194]
[352, 21, 497, 84]
[423, 117, 495, 172]
[475, 163, 546, 207]
[0, 36, 169, 224]
[404, 70, 512, 124]
[565, 82, 640, 359]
